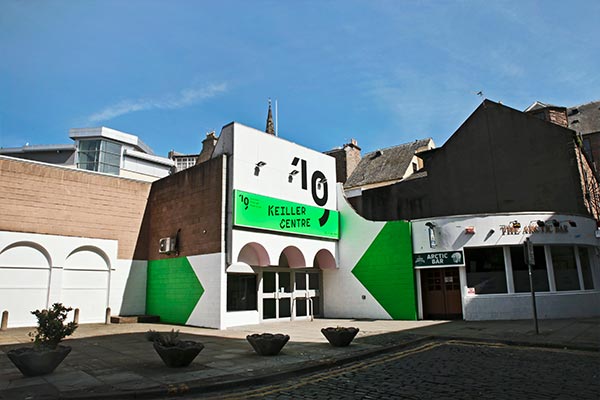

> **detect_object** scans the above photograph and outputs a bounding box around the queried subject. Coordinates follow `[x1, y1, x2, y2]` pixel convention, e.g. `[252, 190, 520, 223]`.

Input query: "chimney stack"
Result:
[197, 132, 218, 164]
[325, 138, 361, 183]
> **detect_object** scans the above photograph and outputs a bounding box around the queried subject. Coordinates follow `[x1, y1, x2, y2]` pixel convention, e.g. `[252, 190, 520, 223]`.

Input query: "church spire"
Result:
[265, 99, 275, 135]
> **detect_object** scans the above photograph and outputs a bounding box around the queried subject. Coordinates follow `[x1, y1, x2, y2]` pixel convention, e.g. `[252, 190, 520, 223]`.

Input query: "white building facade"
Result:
[412, 212, 600, 321]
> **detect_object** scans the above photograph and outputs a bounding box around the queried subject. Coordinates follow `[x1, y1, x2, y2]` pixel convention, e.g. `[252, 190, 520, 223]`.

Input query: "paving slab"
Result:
[0, 317, 598, 399]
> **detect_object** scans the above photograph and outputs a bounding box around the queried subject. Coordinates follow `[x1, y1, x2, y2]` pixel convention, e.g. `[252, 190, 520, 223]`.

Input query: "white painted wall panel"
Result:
[0, 231, 146, 328]
[62, 270, 109, 323]
[0, 268, 50, 327]
[222, 310, 260, 328]
[230, 123, 337, 210]
[109, 260, 147, 316]
[231, 230, 336, 269]
[463, 291, 600, 320]
[412, 213, 599, 253]
[324, 185, 390, 319]
[186, 253, 223, 329]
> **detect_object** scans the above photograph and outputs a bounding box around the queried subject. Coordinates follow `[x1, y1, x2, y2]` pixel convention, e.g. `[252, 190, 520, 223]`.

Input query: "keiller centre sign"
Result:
[233, 190, 339, 239]
[413, 251, 465, 267]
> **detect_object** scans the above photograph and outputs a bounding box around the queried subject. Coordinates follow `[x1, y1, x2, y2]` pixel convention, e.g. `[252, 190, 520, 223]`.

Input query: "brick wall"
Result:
[135, 155, 224, 260]
[575, 143, 600, 220]
[0, 156, 151, 259]
[547, 108, 568, 127]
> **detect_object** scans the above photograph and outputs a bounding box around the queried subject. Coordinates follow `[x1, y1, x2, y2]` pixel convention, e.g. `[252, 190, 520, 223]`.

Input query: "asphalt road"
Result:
[184, 340, 600, 400]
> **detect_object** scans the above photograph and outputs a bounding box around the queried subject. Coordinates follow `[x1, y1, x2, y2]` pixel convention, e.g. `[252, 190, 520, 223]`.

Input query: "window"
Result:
[551, 246, 580, 291]
[295, 272, 306, 290]
[583, 138, 594, 163]
[465, 247, 507, 294]
[579, 247, 594, 290]
[510, 246, 549, 292]
[175, 157, 197, 172]
[77, 139, 121, 175]
[227, 274, 257, 311]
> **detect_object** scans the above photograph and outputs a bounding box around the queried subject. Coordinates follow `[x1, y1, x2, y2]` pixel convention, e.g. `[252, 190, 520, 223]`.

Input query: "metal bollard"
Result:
[105, 307, 111, 324]
[1, 311, 8, 331]
[73, 308, 80, 324]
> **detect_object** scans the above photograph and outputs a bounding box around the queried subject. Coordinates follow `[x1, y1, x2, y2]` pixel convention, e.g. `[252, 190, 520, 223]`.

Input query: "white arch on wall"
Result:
[314, 248, 336, 269]
[0, 241, 52, 268]
[63, 245, 111, 324]
[279, 245, 307, 268]
[65, 245, 111, 270]
[237, 242, 271, 267]
[0, 241, 53, 326]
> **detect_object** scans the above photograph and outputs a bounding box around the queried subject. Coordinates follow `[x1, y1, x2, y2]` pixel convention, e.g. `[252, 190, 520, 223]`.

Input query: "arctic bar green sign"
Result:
[413, 251, 465, 267]
[233, 190, 339, 239]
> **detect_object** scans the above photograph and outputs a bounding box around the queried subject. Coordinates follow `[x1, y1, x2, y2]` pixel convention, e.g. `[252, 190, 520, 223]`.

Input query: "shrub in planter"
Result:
[246, 333, 290, 356]
[7, 303, 78, 376]
[321, 326, 359, 347]
[146, 329, 204, 368]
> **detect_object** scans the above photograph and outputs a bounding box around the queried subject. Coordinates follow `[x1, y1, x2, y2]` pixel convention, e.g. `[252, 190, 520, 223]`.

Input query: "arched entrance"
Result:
[261, 246, 332, 321]
[231, 242, 335, 323]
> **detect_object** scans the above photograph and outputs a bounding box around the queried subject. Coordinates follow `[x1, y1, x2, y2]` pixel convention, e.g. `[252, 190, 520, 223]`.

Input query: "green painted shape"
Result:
[352, 221, 417, 320]
[146, 257, 204, 325]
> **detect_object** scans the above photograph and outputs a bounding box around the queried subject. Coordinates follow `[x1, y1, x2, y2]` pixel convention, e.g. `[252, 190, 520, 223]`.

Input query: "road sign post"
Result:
[523, 238, 539, 334]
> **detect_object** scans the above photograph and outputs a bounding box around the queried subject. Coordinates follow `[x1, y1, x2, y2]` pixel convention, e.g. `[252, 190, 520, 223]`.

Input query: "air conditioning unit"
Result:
[159, 237, 176, 254]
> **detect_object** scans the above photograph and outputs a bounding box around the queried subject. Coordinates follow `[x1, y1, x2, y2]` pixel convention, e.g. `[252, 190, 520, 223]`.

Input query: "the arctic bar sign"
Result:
[233, 190, 339, 239]
[413, 251, 465, 267]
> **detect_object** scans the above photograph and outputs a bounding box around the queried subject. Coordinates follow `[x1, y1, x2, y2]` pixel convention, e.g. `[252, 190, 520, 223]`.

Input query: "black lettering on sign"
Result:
[311, 170, 327, 206]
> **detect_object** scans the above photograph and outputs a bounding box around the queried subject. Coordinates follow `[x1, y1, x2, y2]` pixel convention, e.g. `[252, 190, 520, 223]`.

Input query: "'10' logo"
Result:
[291, 157, 328, 207]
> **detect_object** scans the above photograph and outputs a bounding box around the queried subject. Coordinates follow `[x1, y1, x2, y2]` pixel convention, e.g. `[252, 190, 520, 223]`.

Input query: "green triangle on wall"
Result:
[146, 257, 204, 325]
[351, 221, 417, 320]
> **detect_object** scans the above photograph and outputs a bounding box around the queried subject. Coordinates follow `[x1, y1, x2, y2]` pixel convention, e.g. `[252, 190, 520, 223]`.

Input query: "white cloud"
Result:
[87, 82, 227, 123]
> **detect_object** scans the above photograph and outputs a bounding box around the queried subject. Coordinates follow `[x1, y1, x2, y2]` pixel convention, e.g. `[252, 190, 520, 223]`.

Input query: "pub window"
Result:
[579, 247, 594, 290]
[510, 245, 549, 292]
[551, 246, 580, 291]
[465, 247, 507, 294]
[227, 274, 257, 311]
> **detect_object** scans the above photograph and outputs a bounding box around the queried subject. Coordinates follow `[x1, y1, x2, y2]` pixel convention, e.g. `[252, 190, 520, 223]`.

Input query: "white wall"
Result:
[463, 291, 600, 320]
[121, 156, 171, 181]
[186, 253, 224, 329]
[231, 230, 336, 268]
[230, 123, 337, 210]
[412, 212, 599, 252]
[324, 185, 392, 319]
[0, 231, 146, 327]
[110, 259, 147, 316]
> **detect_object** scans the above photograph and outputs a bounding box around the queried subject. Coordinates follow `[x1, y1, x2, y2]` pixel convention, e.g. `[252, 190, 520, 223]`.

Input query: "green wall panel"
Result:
[146, 257, 204, 324]
[351, 221, 417, 320]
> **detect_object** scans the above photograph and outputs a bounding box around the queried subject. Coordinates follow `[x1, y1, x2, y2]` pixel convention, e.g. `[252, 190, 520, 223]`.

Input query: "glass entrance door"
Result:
[262, 270, 321, 321]
[262, 271, 292, 320]
[293, 271, 321, 319]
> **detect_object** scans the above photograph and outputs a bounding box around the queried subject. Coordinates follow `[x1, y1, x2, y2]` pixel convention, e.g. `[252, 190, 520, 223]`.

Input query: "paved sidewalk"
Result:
[0, 317, 598, 399]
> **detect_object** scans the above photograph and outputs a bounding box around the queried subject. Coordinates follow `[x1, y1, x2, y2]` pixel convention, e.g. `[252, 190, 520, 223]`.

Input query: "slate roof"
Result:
[344, 138, 432, 189]
[568, 100, 600, 135]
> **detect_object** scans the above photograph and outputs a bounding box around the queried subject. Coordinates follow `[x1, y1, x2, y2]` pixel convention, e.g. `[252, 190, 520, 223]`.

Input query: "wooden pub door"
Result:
[421, 268, 463, 320]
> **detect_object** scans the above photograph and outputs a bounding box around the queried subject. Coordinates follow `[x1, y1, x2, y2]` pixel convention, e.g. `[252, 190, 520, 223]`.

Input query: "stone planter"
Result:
[321, 327, 359, 347]
[246, 333, 290, 356]
[153, 341, 205, 367]
[7, 345, 71, 377]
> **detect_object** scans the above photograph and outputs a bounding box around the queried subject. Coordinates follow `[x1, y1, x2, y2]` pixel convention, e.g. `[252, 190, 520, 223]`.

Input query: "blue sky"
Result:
[1, 1, 598, 157]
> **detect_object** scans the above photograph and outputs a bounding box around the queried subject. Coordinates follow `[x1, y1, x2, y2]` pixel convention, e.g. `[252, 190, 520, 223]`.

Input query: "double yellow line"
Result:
[209, 341, 442, 400]
[207, 339, 598, 399]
